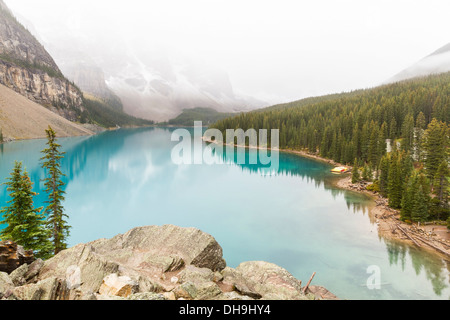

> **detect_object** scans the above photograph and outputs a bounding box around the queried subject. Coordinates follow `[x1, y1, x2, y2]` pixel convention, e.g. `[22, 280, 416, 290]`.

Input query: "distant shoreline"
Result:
[202, 137, 450, 260]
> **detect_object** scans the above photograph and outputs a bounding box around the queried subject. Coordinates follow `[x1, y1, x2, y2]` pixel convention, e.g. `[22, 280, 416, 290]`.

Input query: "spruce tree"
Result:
[0, 162, 52, 259]
[352, 160, 360, 184]
[378, 155, 390, 198]
[401, 113, 415, 152]
[432, 161, 450, 220]
[401, 172, 416, 222]
[40, 126, 70, 255]
[388, 151, 403, 209]
[362, 164, 372, 182]
[411, 184, 429, 223]
[422, 119, 447, 180]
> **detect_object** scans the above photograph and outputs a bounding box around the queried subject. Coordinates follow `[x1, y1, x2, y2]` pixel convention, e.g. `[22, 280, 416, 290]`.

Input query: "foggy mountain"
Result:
[11, 7, 267, 122]
[387, 43, 450, 83]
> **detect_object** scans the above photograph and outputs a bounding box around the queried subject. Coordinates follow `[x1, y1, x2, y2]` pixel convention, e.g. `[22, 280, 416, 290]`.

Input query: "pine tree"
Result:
[401, 113, 415, 152]
[422, 119, 447, 180]
[412, 184, 429, 223]
[432, 161, 450, 220]
[388, 151, 403, 209]
[352, 160, 360, 184]
[0, 162, 52, 259]
[401, 171, 416, 222]
[414, 112, 427, 162]
[40, 126, 70, 256]
[378, 155, 390, 198]
[415, 112, 427, 130]
[362, 164, 372, 181]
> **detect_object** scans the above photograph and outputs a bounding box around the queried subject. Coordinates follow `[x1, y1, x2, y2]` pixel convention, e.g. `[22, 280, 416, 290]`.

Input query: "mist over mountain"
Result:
[387, 43, 450, 83]
[9, 4, 267, 122]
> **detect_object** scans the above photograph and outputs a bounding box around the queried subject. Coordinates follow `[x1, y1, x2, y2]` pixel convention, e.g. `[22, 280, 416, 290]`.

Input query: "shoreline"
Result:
[334, 174, 450, 259]
[202, 137, 450, 260]
[4, 132, 449, 259]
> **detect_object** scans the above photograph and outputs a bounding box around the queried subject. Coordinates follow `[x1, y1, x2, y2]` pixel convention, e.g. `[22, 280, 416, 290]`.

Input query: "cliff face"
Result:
[0, 0, 84, 121]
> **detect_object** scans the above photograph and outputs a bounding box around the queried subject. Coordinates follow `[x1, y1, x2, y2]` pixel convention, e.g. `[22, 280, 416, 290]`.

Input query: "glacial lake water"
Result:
[0, 127, 449, 300]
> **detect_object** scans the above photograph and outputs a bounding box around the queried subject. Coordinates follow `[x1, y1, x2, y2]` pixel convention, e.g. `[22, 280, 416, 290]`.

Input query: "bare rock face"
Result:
[0, 1, 85, 121]
[0, 62, 84, 121]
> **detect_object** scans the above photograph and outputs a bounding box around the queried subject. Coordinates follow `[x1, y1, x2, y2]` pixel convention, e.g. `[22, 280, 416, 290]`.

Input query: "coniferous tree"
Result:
[378, 155, 390, 198]
[422, 119, 448, 180]
[401, 113, 415, 152]
[401, 171, 416, 222]
[0, 162, 52, 259]
[388, 151, 403, 209]
[362, 164, 372, 182]
[412, 183, 430, 223]
[414, 112, 427, 162]
[416, 112, 427, 130]
[352, 161, 361, 184]
[431, 161, 450, 220]
[40, 126, 70, 256]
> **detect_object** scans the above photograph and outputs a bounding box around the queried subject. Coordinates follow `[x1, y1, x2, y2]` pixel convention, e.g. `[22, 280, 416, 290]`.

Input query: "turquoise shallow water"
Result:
[0, 127, 449, 300]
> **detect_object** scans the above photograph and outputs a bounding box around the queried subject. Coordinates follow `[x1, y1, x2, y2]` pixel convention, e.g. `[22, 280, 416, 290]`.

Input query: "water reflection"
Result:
[0, 127, 449, 300]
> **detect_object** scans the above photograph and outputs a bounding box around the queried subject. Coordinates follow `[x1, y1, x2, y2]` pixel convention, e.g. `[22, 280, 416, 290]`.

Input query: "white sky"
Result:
[5, 0, 450, 103]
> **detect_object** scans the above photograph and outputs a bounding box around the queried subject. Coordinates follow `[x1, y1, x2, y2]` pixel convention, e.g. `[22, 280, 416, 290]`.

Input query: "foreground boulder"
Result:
[0, 241, 34, 274]
[1, 225, 337, 300]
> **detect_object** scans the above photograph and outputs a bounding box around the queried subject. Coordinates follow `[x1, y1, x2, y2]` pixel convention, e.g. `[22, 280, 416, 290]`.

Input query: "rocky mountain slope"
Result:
[0, 0, 86, 121]
[0, 225, 337, 300]
[49, 40, 266, 122]
[387, 43, 450, 83]
[8, 3, 266, 123]
[0, 83, 93, 140]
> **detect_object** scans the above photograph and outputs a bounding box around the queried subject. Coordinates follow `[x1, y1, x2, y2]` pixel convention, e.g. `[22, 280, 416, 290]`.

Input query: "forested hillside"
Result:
[212, 73, 450, 224]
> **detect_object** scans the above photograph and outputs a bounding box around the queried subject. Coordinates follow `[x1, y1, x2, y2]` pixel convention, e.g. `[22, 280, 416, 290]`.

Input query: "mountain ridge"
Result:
[387, 42, 450, 84]
[0, 0, 85, 121]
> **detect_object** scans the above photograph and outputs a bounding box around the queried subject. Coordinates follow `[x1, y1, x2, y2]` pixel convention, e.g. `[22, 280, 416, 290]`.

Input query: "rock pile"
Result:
[0, 225, 338, 300]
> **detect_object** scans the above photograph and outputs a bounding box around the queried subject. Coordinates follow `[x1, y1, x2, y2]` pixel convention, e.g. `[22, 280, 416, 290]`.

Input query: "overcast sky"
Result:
[5, 0, 450, 103]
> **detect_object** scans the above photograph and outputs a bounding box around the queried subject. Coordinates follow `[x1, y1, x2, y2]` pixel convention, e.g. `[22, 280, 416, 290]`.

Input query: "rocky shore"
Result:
[336, 175, 450, 259]
[0, 225, 338, 301]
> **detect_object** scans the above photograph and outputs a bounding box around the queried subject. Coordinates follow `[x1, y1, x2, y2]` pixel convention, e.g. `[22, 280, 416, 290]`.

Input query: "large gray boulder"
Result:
[37, 244, 120, 294]
[226, 261, 308, 300]
[36, 225, 226, 296]
[90, 225, 226, 272]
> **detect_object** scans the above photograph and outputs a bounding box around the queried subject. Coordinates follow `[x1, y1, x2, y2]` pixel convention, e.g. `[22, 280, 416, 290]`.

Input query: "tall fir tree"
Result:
[40, 126, 70, 256]
[401, 171, 416, 222]
[0, 162, 52, 259]
[387, 151, 403, 209]
[352, 160, 361, 184]
[422, 119, 448, 180]
[401, 113, 415, 152]
[378, 154, 390, 198]
[411, 184, 429, 223]
[432, 161, 450, 220]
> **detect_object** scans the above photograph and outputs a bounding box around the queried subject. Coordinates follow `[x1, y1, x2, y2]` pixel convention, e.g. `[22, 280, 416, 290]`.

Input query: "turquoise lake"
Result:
[0, 127, 449, 300]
